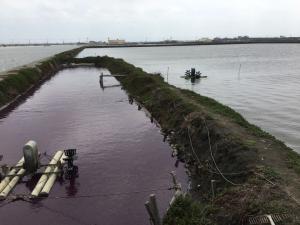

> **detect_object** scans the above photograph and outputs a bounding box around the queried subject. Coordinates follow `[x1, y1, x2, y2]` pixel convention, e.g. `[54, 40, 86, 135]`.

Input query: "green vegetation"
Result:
[0, 47, 84, 107]
[179, 88, 271, 138]
[287, 150, 300, 174]
[261, 166, 281, 182]
[163, 195, 215, 225]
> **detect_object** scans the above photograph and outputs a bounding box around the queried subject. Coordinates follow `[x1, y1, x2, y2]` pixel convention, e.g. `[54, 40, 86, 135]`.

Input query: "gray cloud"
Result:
[0, 0, 299, 43]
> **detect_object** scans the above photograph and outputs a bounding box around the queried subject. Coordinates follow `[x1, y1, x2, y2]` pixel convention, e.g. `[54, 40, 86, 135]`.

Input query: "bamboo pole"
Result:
[31, 151, 63, 197]
[39, 154, 66, 196]
[0, 157, 24, 193]
[0, 168, 26, 198]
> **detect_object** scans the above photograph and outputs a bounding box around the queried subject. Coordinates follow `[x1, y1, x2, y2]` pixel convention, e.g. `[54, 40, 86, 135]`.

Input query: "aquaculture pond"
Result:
[0, 45, 78, 73]
[78, 44, 300, 153]
[0, 67, 187, 225]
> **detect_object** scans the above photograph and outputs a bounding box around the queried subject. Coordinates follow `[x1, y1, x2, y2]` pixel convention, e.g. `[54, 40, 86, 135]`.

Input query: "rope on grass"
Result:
[203, 119, 241, 186]
[187, 126, 246, 177]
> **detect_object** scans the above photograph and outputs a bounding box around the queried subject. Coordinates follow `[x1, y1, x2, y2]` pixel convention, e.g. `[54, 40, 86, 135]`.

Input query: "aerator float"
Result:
[0, 140, 78, 200]
[181, 68, 207, 82]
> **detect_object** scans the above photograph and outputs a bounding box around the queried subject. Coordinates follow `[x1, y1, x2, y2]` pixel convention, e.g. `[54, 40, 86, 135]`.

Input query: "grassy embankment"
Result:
[72, 56, 300, 225]
[2, 51, 300, 224]
[0, 47, 84, 109]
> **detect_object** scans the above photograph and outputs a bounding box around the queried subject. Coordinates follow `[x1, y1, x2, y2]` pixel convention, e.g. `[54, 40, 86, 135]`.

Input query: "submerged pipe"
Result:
[40, 154, 66, 196]
[0, 157, 24, 193]
[0, 168, 26, 198]
[31, 151, 63, 197]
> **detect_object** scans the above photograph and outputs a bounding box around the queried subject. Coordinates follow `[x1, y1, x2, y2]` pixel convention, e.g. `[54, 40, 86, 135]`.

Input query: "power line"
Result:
[186, 118, 242, 186]
[187, 126, 245, 177]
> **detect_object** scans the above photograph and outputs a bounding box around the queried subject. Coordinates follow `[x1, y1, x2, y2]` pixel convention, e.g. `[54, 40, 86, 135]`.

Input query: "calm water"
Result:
[0, 45, 78, 73]
[0, 68, 186, 225]
[78, 44, 300, 152]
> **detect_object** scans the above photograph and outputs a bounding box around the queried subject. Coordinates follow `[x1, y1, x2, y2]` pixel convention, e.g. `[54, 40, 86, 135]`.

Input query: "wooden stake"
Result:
[149, 194, 161, 225]
[211, 180, 216, 199]
[99, 73, 104, 89]
[145, 201, 155, 225]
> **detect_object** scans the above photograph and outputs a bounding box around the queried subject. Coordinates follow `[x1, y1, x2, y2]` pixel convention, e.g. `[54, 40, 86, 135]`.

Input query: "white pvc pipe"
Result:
[31, 151, 63, 197]
[0, 157, 24, 193]
[0, 168, 26, 198]
[267, 215, 276, 225]
[169, 189, 183, 206]
[40, 154, 66, 196]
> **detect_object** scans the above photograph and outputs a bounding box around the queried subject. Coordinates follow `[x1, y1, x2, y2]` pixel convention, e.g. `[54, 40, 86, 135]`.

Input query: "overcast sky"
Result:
[0, 0, 299, 43]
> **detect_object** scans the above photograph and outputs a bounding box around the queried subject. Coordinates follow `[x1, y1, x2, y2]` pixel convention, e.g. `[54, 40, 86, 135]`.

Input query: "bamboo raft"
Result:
[0, 141, 78, 200]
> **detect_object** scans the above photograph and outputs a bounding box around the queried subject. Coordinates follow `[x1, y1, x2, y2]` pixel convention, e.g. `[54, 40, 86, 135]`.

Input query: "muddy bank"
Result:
[71, 56, 300, 225]
[0, 47, 84, 110]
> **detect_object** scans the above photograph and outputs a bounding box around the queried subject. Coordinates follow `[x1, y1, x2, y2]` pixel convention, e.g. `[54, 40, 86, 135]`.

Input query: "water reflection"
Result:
[99, 73, 122, 90]
[65, 179, 79, 197]
[100, 83, 121, 90]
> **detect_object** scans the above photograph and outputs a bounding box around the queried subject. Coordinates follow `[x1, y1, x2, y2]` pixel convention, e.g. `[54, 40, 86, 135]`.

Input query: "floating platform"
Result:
[0, 141, 78, 200]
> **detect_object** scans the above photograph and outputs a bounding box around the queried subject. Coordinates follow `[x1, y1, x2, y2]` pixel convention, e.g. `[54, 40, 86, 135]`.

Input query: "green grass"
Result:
[0, 68, 40, 103]
[163, 195, 215, 225]
[0, 47, 83, 108]
[179, 88, 272, 138]
[287, 150, 300, 174]
[260, 166, 281, 182]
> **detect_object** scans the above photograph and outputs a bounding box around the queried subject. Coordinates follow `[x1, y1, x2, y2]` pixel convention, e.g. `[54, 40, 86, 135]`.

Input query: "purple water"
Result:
[0, 67, 187, 225]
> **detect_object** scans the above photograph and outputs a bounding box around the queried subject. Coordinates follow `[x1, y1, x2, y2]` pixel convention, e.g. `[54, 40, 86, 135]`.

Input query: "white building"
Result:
[108, 38, 126, 45]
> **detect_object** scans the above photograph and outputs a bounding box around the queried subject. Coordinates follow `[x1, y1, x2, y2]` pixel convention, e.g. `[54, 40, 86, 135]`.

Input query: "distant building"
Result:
[198, 38, 212, 42]
[108, 38, 126, 45]
[237, 36, 250, 41]
[89, 41, 98, 45]
[88, 41, 105, 45]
